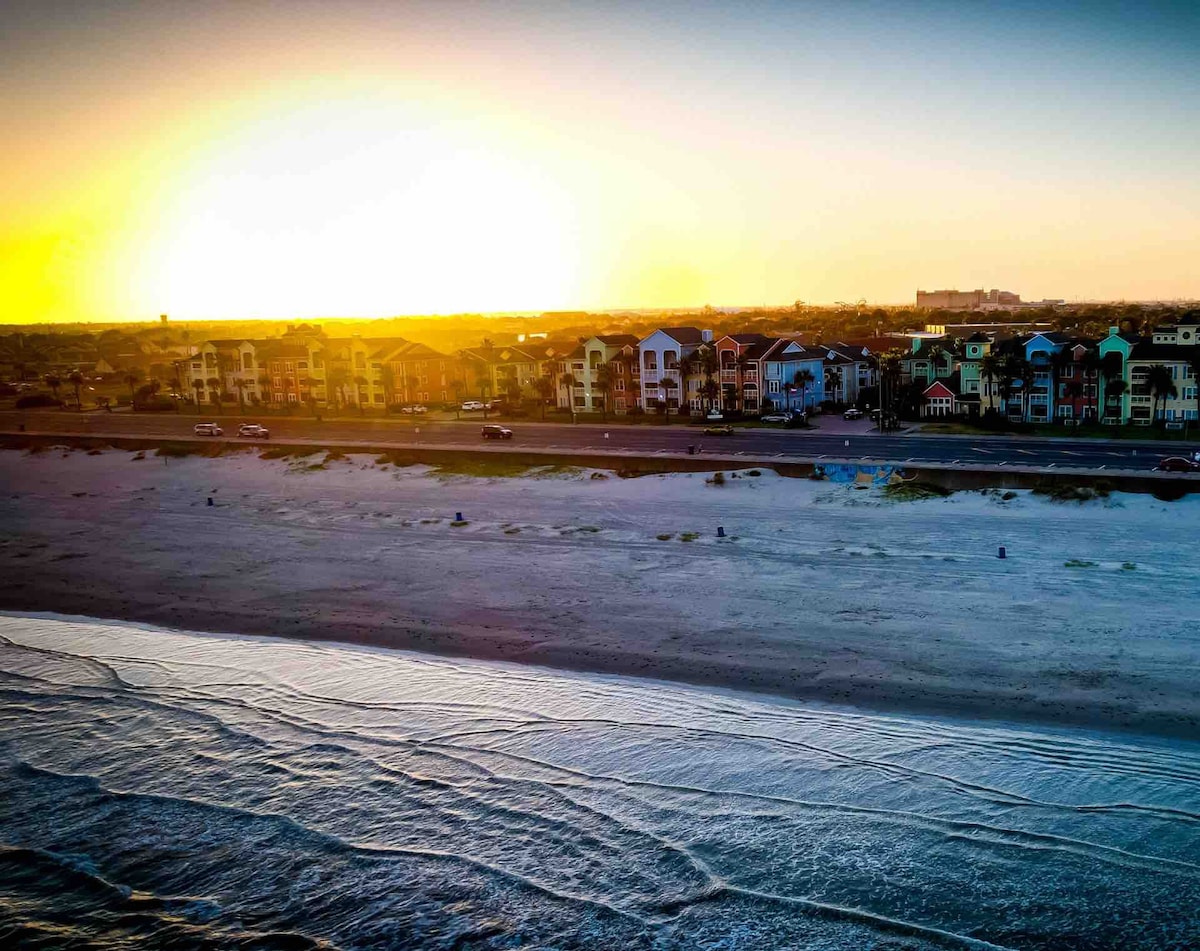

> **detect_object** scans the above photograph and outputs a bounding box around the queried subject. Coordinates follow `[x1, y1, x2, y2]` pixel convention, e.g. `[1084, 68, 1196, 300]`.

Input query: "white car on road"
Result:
[237, 423, 270, 439]
[193, 423, 223, 436]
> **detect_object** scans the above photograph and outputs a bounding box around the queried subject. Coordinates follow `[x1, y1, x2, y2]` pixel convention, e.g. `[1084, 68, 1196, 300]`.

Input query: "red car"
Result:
[1156, 456, 1200, 473]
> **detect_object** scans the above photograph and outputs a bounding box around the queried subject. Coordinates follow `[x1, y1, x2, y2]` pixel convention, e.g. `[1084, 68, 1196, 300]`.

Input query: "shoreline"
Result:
[3, 447, 1198, 742]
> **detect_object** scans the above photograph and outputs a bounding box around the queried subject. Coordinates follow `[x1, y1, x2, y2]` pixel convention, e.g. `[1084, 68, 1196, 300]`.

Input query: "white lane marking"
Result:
[1098, 465, 1106, 470]
[1047, 463, 1056, 468]
[970, 447, 992, 454]
[1061, 450, 1080, 456]
[1016, 448, 1035, 455]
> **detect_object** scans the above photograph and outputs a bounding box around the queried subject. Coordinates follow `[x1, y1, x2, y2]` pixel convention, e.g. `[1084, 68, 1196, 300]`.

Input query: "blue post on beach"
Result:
[998, 546, 1006, 559]
[717, 526, 726, 538]
[456, 512, 463, 522]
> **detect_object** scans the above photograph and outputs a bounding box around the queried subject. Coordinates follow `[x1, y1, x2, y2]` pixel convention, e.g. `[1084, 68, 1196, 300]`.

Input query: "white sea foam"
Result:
[1, 614, 1197, 949]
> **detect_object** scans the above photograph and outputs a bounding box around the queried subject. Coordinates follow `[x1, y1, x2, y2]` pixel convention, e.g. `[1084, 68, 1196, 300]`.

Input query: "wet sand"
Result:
[1, 446, 1197, 738]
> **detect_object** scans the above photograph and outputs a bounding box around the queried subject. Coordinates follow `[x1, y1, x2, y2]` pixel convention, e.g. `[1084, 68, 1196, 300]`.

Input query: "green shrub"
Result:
[706, 471, 726, 486]
[883, 481, 951, 501]
[15, 394, 61, 409]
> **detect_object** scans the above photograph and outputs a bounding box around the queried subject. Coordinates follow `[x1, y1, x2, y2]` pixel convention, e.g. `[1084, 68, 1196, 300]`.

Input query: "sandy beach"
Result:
[2, 446, 1197, 738]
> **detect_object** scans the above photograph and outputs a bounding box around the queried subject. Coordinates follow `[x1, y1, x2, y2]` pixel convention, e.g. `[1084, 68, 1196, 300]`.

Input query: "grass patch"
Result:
[656, 533, 674, 541]
[450, 519, 469, 527]
[590, 471, 609, 480]
[882, 481, 951, 501]
[1064, 559, 1098, 568]
[503, 527, 521, 534]
[1121, 562, 1137, 570]
[156, 443, 224, 459]
[532, 464, 584, 479]
[432, 459, 531, 478]
[260, 447, 294, 460]
[706, 471, 726, 486]
[131, 452, 145, 461]
[324, 450, 348, 463]
[746, 469, 762, 477]
[679, 532, 699, 542]
[1034, 483, 1109, 503]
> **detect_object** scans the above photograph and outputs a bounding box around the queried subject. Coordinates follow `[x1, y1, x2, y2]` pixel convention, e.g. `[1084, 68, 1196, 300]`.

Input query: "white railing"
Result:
[720, 369, 737, 382]
[642, 370, 659, 384]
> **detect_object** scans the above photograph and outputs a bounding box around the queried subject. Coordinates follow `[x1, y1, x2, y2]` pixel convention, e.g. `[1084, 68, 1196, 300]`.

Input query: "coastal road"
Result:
[3, 409, 1194, 473]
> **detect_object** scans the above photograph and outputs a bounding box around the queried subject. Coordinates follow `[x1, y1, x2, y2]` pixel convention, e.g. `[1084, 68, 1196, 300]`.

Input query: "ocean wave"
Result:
[2, 615, 1198, 949]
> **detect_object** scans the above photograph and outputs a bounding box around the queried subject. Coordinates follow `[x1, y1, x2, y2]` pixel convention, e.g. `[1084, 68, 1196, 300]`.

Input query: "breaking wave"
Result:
[1, 614, 1197, 949]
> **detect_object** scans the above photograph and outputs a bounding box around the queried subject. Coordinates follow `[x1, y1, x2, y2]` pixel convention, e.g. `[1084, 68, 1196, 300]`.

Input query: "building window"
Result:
[298, 361, 308, 369]
[374, 394, 384, 404]
[768, 380, 780, 393]
[287, 393, 298, 403]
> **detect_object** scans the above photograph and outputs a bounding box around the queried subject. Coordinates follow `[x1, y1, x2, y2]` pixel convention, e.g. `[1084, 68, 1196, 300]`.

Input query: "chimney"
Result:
[1108, 326, 1118, 336]
[701, 329, 713, 343]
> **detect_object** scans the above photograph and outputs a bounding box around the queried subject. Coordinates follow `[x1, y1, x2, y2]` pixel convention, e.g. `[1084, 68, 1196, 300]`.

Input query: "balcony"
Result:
[720, 369, 738, 383]
[642, 369, 659, 384]
[743, 369, 758, 382]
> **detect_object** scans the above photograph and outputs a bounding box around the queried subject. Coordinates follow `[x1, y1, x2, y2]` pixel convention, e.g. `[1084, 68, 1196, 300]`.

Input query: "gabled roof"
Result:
[593, 333, 640, 347]
[654, 326, 707, 345]
[923, 376, 959, 399]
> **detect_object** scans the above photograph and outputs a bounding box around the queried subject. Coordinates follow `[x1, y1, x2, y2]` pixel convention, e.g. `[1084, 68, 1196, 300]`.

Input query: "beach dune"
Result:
[1, 447, 1197, 738]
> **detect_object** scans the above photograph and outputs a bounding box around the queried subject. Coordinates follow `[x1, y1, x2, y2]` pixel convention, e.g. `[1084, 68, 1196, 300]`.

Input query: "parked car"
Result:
[843, 408, 864, 420]
[760, 412, 794, 423]
[481, 424, 513, 440]
[461, 400, 485, 411]
[193, 423, 223, 436]
[237, 423, 270, 439]
[1156, 456, 1200, 473]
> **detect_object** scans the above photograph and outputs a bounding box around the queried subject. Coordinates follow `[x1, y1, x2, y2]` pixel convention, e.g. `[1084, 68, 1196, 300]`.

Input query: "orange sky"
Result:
[2, 1, 1198, 322]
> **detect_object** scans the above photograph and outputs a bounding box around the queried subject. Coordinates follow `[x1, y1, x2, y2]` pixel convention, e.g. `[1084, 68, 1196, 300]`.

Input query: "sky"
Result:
[1, 0, 1198, 322]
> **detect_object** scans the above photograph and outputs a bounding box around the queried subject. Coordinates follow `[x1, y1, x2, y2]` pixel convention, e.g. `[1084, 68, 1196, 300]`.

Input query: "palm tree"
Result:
[503, 374, 523, 410]
[1016, 358, 1036, 421]
[124, 369, 143, 403]
[658, 374, 677, 422]
[353, 375, 369, 415]
[1146, 364, 1177, 425]
[701, 378, 720, 413]
[532, 374, 554, 421]
[1051, 347, 1074, 420]
[1190, 354, 1200, 427]
[594, 363, 613, 421]
[825, 367, 843, 406]
[233, 377, 249, 412]
[558, 371, 577, 414]
[925, 345, 945, 384]
[792, 368, 815, 412]
[43, 373, 62, 400]
[1094, 351, 1118, 423]
[1104, 378, 1127, 423]
[379, 364, 397, 408]
[205, 376, 222, 413]
[979, 352, 1003, 414]
[67, 371, 84, 410]
[325, 366, 349, 410]
[192, 378, 206, 408]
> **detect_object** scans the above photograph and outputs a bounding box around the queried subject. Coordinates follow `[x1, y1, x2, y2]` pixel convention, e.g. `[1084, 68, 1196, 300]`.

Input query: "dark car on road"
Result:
[1156, 456, 1200, 473]
[481, 424, 513, 440]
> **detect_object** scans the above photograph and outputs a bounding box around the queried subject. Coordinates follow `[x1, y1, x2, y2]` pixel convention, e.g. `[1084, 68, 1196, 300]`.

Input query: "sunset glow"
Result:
[2, 0, 1198, 322]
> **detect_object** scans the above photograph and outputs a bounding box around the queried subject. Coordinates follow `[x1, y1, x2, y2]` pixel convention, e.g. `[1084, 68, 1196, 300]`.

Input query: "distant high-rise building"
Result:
[916, 289, 1025, 310]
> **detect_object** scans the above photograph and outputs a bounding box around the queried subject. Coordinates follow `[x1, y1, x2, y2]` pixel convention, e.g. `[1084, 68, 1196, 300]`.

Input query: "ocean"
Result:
[1, 614, 1197, 949]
